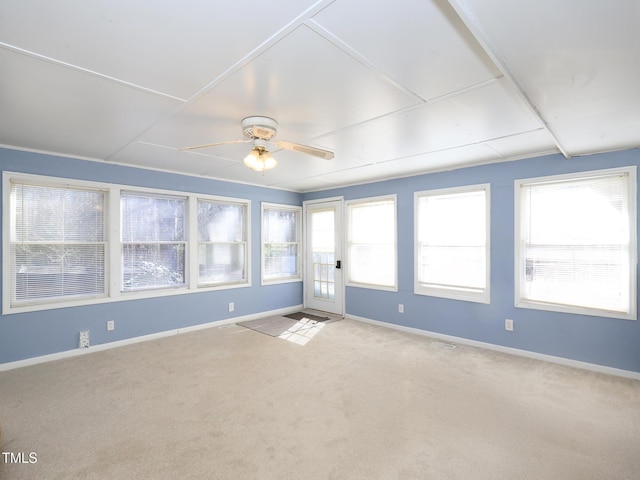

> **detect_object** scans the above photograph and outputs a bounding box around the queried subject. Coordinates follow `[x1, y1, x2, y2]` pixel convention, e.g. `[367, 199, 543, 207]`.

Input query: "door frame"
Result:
[302, 197, 345, 316]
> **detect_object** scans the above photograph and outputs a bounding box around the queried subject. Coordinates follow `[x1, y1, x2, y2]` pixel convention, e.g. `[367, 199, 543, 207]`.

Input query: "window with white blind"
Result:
[9, 181, 107, 306]
[346, 196, 397, 290]
[198, 200, 248, 286]
[261, 203, 301, 284]
[516, 167, 636, 319]
[121, 192, 187, 291]
[4, 173, 254, 313]
[415, 184, 490, 303]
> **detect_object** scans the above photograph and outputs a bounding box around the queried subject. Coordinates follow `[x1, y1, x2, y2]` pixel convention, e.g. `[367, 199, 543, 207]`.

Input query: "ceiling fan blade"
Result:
[181, 139, 250, 151]
[275, 140, 334, 160]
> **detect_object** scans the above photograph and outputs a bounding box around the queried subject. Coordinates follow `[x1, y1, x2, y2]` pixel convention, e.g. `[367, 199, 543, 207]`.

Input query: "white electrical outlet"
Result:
[79, 330, 90, 348]
[398, 304, 404, 313]
[228, 302, 235, 312]
[107, 320, 115, 331]
[505, 319, 514, 332]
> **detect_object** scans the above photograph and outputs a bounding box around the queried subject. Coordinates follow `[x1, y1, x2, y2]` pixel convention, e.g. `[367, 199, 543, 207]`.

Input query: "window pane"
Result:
[11, 182, 107, 305]
[263, 208, 296, 243]
[351, 201, 395, 244]
[198, 202, 244, 242]
[13, 244, 105, 301]
[121, 192, 186, 292]
[198, 243, 246, 285]
[122, 193, 185, 242]
[312, 210, 335, 252]
[264, 244, 298, 279]
[349, 244, 395, 286]
[312, 251, 335, 300]
[347, 198, 396, 288]
[122, 244, 185, 290]
[519, 172, 631, 314]
[419, 245, 486, 289]
[198, 200, 248, 286]
[416, 187, 488, 298]
[262, 205, 300, 282]
[523, 245, 625, 311]
[13, 184, 105, 242]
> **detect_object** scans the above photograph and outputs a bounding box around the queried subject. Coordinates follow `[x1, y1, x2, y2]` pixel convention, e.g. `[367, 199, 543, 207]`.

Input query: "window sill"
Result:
[3, 282, 252, 315]
[516, 298, 636, 321]
[415, 285, 490, 304]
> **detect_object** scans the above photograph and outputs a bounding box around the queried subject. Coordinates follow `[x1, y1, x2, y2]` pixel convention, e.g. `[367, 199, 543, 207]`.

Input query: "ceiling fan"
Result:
[182, 116, 334, 171]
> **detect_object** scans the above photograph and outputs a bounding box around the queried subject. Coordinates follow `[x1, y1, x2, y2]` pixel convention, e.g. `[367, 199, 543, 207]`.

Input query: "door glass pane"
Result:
[311, 209, 335, 300]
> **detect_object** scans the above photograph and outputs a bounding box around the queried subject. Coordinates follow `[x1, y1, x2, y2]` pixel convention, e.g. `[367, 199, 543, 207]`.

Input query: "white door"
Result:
[304, 199, 344, 315]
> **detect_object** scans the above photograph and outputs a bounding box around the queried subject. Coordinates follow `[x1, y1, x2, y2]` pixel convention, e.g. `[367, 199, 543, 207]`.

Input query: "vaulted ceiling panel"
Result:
[0, 0, 322, 99]
[313, 79, 545, 164]
[112, 142, 237, 177]
[0, 1, 636, 191]
[0, 48, 180, 159]
[139, 24, 422, 151]
[451, 0, 640, 156]
[312, 0, 500, 100]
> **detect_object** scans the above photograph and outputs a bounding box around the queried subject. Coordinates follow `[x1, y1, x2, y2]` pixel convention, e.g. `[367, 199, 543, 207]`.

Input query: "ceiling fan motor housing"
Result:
[242, 116, 278, 140]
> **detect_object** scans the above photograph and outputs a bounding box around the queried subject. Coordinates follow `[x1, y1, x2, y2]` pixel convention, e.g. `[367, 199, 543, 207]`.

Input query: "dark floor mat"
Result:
[285, 311, 331, 322]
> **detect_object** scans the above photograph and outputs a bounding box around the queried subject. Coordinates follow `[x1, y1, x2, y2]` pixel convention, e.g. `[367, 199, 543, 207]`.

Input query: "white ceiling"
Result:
[1, 0, 638, 192]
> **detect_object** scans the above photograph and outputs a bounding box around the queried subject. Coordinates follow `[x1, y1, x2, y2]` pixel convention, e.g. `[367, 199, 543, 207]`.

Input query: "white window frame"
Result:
[261, 202, 302, 285]
[7, 177, 110, 308]
[414, 184, 491, 304]
[346, 195, 398, 292]
[2, 172, 251, 315]
[514, 166, 637, 320]
[197, 198, 249, 288]
[121, 190, 188, 293]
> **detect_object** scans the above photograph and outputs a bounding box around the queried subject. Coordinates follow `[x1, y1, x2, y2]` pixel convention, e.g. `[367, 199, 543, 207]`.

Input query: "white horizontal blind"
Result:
[519, 172, 631, 314]
[347, 197, 396, 288]
[262, 205, 300, 282]
[416, 187, 488, 299]
[10, 182, 107, 305]
[121, 192, 186, 291]
[197, 200, 247, 286]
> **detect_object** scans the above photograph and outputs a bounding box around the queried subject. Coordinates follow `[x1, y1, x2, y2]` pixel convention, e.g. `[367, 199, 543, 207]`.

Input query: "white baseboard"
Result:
[348, 314, 640, 381]
[0, 305, 303, 372]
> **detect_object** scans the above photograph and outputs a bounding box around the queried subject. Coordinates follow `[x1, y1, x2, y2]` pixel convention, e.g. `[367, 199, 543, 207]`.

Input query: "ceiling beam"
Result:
[445, 0, 570, 159]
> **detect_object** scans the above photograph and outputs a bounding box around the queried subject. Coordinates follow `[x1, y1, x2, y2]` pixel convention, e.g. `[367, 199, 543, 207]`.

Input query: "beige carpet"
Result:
[0, 318, 639, 479]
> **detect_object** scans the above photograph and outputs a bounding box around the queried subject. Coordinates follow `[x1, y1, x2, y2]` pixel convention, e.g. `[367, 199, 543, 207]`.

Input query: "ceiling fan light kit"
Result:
[183, 116, 334, 172]
[243, 146, 277, 171]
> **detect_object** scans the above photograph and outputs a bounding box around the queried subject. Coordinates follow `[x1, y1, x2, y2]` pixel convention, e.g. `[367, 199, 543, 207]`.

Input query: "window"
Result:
[346, 196, 397, 290]
[415, 184, 490, 303]
[121, 192, 187, 291]
[4, 172, 253, 314]
[198, 200, 248, 286]
[9, 180, 107, 307]
[516, 167, 636, 319]
[261, 203, 301, 284]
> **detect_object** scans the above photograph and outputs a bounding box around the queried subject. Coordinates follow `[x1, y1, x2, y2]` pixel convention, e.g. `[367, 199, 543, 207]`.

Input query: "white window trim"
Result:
[261, 202, 302, 285]
[346, 194, 398, 292]
[2, 172, 252, 315]
[414, 183, 491, 304]
[120, 190, 189, 292]
[196, 198, 250, 288]
[514, 166, 637, 320]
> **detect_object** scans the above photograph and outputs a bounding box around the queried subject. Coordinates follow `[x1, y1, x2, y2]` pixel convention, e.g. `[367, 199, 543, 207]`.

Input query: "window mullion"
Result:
[187, 196, 198, 290]
[109, 187, 121, 299]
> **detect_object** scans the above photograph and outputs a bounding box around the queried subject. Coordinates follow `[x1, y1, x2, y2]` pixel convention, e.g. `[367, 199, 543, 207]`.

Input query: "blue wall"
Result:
[0, 148, 303, 364]
[305, 149, 640, 373]
[3, 147, 639, 373]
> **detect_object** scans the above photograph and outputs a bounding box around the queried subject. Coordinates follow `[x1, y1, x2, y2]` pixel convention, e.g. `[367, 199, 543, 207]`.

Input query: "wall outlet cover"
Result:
[79, 330, 90, 348]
